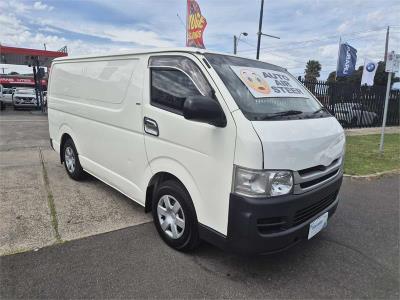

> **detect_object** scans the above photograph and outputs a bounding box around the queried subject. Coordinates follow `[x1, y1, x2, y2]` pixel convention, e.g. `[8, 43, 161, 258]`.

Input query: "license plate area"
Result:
[308, 212, 328, 239]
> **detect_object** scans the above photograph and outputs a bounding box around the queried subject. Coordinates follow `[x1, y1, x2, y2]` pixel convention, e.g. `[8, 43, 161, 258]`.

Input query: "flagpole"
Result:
[335, 36, 341, 81]
[186, 0, 189, 47]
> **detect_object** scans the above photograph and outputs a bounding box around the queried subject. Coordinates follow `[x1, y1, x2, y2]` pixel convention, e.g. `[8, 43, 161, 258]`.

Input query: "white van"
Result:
[48, 48, 345, 254]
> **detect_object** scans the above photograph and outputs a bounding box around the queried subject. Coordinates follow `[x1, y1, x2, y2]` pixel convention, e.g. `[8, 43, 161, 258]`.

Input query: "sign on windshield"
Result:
[230, 66, 306, 99]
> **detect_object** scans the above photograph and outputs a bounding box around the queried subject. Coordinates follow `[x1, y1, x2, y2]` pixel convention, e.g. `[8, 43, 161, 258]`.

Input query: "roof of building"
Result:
[0, 44, 67, 66]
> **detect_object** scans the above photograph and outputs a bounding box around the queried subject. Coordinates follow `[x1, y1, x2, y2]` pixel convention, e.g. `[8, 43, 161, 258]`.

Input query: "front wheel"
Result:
[152, 180, 200, 251]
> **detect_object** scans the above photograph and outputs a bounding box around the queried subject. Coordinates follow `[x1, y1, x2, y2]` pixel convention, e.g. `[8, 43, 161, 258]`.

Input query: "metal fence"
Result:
[299, 78, 400, 128]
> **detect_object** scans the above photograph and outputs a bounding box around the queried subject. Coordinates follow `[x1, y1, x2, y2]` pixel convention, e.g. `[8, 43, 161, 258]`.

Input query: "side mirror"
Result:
[183, 95, 226, 127]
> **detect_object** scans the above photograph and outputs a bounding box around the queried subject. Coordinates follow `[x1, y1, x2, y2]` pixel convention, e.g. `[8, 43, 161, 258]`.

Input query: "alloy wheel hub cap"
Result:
[157, 195, 185, 239]
[64, 146, 76, 173]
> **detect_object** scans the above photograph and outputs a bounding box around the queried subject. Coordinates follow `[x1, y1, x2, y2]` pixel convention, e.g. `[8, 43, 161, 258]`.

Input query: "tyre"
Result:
[62, 138, 85, 180]
[152, 180, 200, 251]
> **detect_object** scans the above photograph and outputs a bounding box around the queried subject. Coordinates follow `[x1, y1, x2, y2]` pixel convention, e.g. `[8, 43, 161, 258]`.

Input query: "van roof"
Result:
[53, 47, 236, 61]
[52, 47, 282, 69]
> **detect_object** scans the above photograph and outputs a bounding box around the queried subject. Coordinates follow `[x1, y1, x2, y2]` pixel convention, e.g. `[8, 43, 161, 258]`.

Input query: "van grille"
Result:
[298, 158, 339, 176]
[293, 191, 338, 226]
[300, 169, 339, 189]
[255, 190, 338, 235]
[293, 157, 342, 194]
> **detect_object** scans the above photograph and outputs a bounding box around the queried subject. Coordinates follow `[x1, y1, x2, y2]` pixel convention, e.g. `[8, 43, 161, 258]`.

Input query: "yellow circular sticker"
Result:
[240, 69, 271, 95]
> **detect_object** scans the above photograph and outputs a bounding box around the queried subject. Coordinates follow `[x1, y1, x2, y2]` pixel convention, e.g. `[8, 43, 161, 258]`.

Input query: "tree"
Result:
[304, 60, 321, 81]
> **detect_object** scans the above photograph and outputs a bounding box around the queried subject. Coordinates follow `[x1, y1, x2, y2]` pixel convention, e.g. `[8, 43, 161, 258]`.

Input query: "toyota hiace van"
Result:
[48, 48, 345, 254]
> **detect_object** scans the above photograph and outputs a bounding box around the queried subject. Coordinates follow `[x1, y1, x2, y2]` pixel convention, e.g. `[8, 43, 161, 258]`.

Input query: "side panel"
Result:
[142, 53, 237, 235]
[48, 56, 149, 205]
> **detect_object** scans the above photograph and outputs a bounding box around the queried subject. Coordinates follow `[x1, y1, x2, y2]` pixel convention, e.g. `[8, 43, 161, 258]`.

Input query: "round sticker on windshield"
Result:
[240, 69, 271, 95]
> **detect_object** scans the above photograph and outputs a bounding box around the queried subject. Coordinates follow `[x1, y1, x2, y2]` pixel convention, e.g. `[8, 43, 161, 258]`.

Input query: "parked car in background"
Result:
[1, 87, 14, 104]
[0, 85, 5, 110]
[392, 82, 400, 91]
[329, 102, 378, 127]
[13, 88, 37, 110]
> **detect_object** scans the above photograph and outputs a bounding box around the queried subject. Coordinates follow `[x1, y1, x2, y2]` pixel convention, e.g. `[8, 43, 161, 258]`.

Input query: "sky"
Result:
[1, 0, 399, 79]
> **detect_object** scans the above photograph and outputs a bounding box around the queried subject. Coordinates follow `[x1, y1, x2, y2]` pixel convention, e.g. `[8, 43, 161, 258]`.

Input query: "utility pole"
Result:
[255, 0, 280, 60]
[384, 26, 389, 63]
[256, 0, 264, 60]
[379, 26, 393, 153]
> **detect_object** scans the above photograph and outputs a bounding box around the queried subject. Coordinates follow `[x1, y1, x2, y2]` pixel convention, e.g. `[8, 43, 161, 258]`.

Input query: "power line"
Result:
[238, 26, 388, 54]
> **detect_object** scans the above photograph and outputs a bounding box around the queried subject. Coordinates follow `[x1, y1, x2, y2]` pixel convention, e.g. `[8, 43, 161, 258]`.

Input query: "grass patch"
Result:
[39, 148, 62, 243]
[344, 133, 400, 175]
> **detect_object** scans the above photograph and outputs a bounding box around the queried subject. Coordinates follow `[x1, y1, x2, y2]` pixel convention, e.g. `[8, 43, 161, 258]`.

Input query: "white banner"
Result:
[385, 51, 400, 73]
[361, 59, 378, 86]
[230, 66, 306, 98]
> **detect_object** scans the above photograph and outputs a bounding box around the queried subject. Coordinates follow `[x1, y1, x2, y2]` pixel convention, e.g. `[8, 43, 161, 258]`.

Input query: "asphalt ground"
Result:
[0, 110, 151, 256]
[1, 110, 399, 299]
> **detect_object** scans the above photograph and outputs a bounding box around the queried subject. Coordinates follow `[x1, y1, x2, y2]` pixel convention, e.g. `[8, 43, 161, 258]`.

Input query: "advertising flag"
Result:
[186, 0, 207, 48]
[337, 43, 357, 77]
[361, 59, 377, 86]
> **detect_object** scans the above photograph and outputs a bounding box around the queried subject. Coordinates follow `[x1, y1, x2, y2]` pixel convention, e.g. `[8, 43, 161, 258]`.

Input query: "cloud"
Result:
[33, 1, 54, 11]
[102, 28, 175, 47]
[38, 26, 61, 34]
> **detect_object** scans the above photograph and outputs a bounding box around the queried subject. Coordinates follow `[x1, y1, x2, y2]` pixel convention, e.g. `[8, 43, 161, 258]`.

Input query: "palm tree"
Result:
[304, 60, 321, 82]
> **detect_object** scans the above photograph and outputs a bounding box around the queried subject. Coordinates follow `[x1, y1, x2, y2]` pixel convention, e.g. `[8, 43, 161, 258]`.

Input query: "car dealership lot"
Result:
[0, 110, 399, 299]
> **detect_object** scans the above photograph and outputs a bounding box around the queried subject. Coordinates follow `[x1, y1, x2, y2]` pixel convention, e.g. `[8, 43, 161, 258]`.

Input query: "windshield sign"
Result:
[230, 66, 305, 99]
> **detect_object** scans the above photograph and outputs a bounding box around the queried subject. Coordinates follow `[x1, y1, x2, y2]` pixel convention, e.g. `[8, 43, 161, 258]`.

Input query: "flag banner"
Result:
[337, 43, 357, 77]
[361, 59, 377, 86]
[186, 0, 207, 48]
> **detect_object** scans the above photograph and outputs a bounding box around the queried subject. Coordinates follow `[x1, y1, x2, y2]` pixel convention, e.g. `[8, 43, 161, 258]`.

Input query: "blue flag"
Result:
[337, 43, 357, 77]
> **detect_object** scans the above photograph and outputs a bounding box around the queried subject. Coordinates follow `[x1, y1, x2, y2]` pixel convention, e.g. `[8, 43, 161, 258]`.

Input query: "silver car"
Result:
[13, 88, 38, 110]
[330, 102, 378, 127]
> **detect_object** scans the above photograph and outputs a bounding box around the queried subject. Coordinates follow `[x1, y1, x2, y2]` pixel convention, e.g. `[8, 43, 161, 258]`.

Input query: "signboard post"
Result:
[379, 51, 399, 153]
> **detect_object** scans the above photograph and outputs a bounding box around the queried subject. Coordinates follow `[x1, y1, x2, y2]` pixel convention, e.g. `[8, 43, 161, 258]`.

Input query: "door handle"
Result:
[144, 117, 159, 136]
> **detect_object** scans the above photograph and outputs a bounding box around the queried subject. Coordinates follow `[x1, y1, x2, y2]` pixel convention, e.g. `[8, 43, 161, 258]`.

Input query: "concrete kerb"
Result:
[343, 169, 400, 179]
[345, 126, 400, 136]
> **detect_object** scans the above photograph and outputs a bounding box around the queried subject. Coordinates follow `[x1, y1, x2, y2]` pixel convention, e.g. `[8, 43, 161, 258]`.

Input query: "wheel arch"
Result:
[144, 159, 202, 217]
[59, 125, 81, 163]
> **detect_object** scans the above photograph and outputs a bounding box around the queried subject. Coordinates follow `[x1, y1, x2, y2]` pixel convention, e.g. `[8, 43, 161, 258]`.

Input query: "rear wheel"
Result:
[62, 139, 85, 180]
[152, 180, 200, 251]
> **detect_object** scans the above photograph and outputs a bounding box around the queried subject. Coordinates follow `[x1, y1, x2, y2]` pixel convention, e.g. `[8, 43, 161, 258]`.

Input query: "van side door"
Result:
[142, 54, 236, 235]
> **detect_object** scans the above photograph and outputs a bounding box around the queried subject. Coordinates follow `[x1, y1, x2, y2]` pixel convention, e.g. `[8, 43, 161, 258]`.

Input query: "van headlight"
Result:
[233, 166, 293, 198]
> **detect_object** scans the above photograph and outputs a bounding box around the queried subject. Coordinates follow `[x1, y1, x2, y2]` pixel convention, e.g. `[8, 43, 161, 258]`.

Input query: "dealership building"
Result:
[0, 44, 68, 91]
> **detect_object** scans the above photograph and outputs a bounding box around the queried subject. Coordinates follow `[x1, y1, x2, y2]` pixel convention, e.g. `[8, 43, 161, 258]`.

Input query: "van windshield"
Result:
[205, 53, 329, 121]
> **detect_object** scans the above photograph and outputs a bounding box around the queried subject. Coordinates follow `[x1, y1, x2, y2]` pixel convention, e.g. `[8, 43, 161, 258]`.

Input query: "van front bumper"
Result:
[199, 173, 342, 255]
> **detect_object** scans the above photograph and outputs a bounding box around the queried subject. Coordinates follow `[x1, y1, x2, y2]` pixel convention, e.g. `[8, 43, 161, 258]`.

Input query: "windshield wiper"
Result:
[313, 107, 329, 114]
[261, 110, 304, 120]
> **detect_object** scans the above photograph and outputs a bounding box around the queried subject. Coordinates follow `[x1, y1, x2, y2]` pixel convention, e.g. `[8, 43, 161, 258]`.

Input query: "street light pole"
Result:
[256, 0, 264, 60]
[233, 32, 248, 55]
